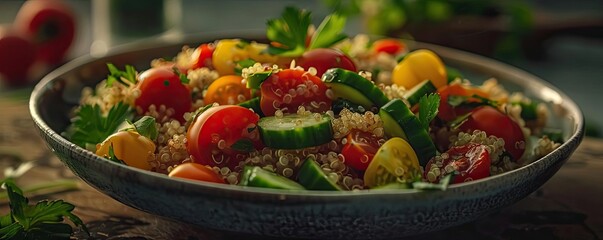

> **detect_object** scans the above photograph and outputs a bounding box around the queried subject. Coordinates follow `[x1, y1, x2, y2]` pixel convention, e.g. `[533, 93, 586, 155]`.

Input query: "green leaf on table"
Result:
[1, 179, 89, 238]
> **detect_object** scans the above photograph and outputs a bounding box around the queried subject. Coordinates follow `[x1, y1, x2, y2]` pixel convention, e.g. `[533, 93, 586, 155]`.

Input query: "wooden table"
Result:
[1, 89, 602, 240]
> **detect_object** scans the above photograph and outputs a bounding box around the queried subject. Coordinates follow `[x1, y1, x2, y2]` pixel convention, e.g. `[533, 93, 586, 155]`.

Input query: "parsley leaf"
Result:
[448, 94, 498, 109]
[63, 102, 134, 149]
[130, 116, 159, 141]
[418, 93, 440, 131]
[172, 67, 190, 84]
[230, 139, 255, 153]
[234, 59, 257, 75]
[1, 179, 89, 239]
[267, 7, 311, 57]
[106, 63, 138, 87]
[308, 13, 347, 49]
[267, 7, 348, 57]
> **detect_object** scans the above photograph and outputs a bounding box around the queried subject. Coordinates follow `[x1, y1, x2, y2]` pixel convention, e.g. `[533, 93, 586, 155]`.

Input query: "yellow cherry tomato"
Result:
[96, 130, 156, 171]
[392, 49, 447, 89]
[364, 137, 421, 188]
[212, 39, 278, 76]
[203, 75, 250, 105]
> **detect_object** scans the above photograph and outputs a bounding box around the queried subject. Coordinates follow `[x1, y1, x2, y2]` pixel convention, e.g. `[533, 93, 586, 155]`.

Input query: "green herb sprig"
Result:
[267, 6, 348, 57]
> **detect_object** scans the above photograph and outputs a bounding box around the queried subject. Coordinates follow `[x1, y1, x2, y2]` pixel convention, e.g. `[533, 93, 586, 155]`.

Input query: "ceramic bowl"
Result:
[29, 33, 584, 239]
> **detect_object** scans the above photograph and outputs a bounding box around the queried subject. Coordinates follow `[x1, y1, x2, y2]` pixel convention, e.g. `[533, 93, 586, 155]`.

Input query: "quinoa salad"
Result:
[63, 7, 561, 191]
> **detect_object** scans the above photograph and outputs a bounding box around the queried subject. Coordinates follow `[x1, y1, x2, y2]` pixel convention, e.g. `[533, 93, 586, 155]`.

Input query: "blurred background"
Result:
[0, 0, 601, 137]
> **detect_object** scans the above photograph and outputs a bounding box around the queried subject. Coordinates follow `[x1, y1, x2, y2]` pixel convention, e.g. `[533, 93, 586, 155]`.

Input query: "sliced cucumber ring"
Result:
[238, 97, 264, 117]
[403, 79, 437, 107]
[258, 113, 333, 149]
[239, 165, 305, 190]
[379, 99, 437, 166]
[297, 157, 342, 191]
[322, 68, 389, 109]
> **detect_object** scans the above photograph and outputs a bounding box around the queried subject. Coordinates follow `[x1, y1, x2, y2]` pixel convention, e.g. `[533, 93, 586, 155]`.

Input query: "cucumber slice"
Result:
[246, 71, 272, 89]
[297, 157, 342, 191]
[238, 97, 264, 117]
[322, 68, 389, 109]
[239, 166, 305, 190]
[403, 79, 437, 106]
[258, 113, 333, 149]
[379, 99, 436, 166]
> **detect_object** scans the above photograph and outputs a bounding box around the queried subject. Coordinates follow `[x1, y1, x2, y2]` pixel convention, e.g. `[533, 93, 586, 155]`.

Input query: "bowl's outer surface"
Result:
[30, 33, 584, 239]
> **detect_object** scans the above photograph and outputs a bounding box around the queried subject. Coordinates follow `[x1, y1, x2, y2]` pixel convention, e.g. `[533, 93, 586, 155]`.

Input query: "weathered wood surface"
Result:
[1, 91, 601, 240]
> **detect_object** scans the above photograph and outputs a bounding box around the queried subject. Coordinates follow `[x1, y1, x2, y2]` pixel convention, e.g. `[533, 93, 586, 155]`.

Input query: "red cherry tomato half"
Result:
[341, 130, 382, 171]
[135, 66, 192, 122]
[425, 143, 491, 184]
[373, 39, 406, 55]
[14, 0, 75, 65]
[297, 48, 356, 77]
[186, 105, 261, 169]
[459, 106, 526, 161]
[168, 163, 225, 184]
[259, 68, 332, 116]
[189, 43, 214, 70]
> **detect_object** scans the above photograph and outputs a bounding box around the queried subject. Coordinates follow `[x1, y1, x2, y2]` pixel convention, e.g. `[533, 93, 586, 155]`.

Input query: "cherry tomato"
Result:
[297, 48, 356, 77]
[259, 68, 332, 116]
[437, 83, 489, 122]
[364, 138, 421, 188]
[96, 130, 156, 171]
[424, 143, 491, 184]
[135, 66, 192, 121]
[341, 130, 382, 171]
[203, 75, 250, 105]
[0, 27, 36, 86]
[186, 105, 261, 169]
[212, 39, 278, 76]
[459, 106, 526, 161]
[373, 39, 406, 55]
[392, 49, 447, 89]
[14, 0, 75, 65]
[189, 43, 214, 70]
[168, 163, 225, 184]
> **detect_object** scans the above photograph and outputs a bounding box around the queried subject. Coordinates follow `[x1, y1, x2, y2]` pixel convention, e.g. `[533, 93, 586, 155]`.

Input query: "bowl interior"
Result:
[29, 33, 585, 239]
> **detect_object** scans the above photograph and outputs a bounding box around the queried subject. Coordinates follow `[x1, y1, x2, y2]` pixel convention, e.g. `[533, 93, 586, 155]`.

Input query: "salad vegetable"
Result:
[64, 6, 562, 191]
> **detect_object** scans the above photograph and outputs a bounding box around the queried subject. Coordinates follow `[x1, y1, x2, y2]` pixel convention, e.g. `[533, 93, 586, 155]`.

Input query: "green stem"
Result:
[0, 179, 80, 201]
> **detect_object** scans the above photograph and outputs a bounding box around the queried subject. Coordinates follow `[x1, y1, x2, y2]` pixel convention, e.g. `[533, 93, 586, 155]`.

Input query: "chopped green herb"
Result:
[132, 116, 159, 141]
[267, 6, 347, 57]
[448, 94, 498, 109]
[418, 93, 440, 131]
[106, 63, 137, 87]
[234, 58, 257, 75]
[172, 67, 190, 84]
[230, 139, 256, 153]
[63, 102, 134, 148]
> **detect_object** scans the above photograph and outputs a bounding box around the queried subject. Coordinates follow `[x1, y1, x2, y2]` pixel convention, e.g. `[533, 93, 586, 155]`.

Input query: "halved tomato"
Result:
[424, 143, 491, 184]
[168, 162, 225, 184]
[135, 66, 192, 122]
[259, 68, 332, 116]
[203, 75, 250, 105]
[341, 130, 382, 171]
[186, 105, 261, 169]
